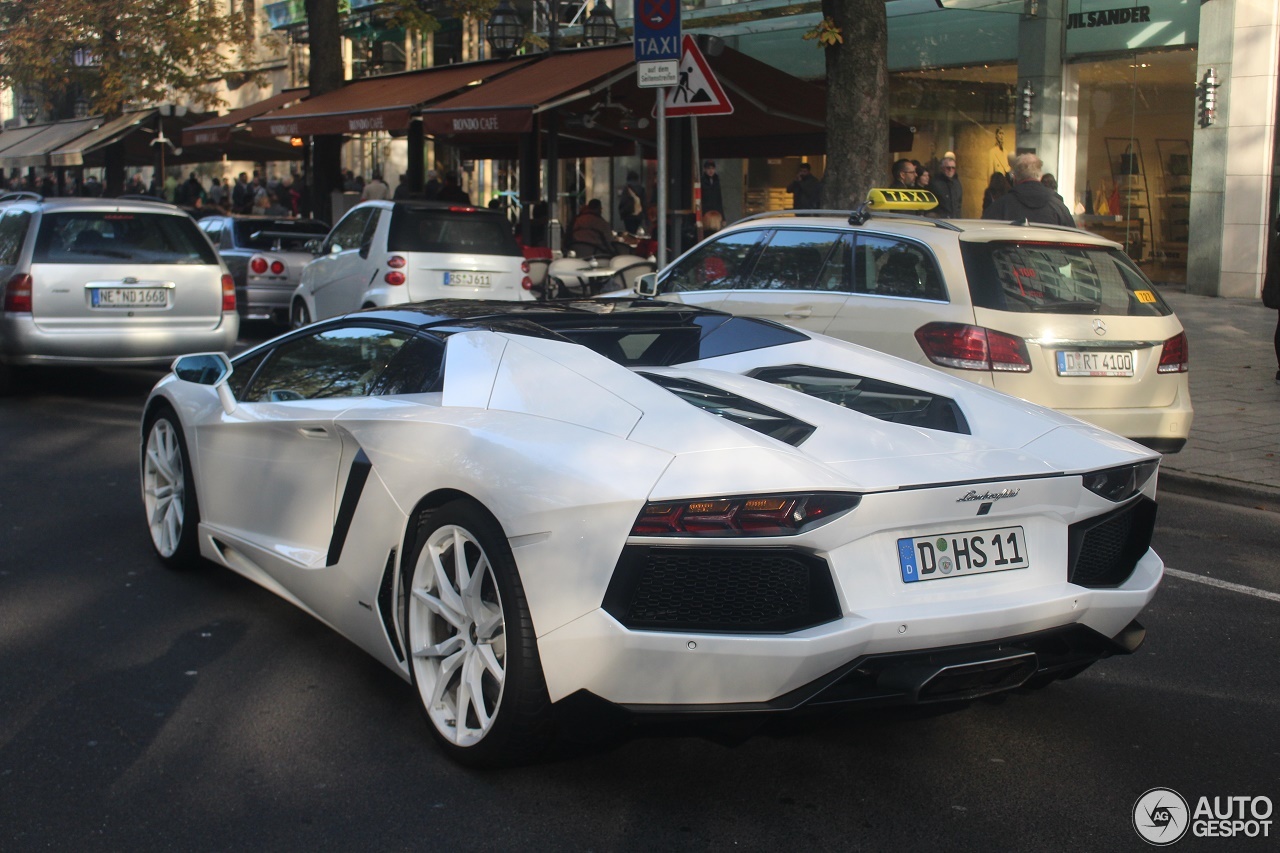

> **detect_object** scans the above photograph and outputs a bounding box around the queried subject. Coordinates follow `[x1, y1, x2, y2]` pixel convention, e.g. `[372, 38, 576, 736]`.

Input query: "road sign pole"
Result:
[656, 88, 667, 269]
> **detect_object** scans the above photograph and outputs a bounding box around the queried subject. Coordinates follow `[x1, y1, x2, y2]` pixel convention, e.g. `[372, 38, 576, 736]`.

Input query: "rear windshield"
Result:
[233, 219, 329, 251]
[960, 241, 1172, 316]
[388, 207, 519, 256]
[33, 211, 219, 265]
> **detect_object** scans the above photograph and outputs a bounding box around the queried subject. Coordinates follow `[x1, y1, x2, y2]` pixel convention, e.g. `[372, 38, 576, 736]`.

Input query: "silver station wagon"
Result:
[0, 193, 239, 393]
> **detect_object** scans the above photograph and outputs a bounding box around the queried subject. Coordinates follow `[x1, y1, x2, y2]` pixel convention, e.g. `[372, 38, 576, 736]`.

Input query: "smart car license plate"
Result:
[898, 526, 1028, 583]
[90, 288, 169, 308]
[443, 272, 491, 288]
[1055, 349, 1135, 377]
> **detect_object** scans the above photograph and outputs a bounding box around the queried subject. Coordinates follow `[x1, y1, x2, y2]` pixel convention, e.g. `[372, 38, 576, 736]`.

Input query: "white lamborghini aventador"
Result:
[140, 299, 1163, 765]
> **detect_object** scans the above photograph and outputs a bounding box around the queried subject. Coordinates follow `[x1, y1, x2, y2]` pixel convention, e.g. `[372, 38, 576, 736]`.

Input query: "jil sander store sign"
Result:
[1065, 0, 1198, 53]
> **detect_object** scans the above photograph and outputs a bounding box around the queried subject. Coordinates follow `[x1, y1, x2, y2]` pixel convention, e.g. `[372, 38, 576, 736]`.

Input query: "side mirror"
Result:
[172, 352, 236, 415]
[330, 243, 343, 255]
[635, 272, 659, 297]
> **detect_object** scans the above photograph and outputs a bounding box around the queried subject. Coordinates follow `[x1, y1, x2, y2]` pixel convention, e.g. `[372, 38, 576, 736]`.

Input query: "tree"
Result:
[0, 0, 255, 117]
[809, 1, 889, 209]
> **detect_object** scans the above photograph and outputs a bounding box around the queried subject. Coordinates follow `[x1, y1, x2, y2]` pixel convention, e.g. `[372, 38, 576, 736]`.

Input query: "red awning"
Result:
[420, 46, 634, 136]
[182, 88, 309, 146]
[249, 58, 533, 138]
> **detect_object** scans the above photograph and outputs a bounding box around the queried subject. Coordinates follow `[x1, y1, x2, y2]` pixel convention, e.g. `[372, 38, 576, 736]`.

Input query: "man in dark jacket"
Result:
[931, 155, 963, 218]
[889, 158, 917, 189]
[982, 153, 1075, 226]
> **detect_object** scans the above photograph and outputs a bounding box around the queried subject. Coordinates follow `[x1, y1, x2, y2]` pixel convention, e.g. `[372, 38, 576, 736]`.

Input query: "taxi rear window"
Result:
[960, 241, 1171, 316]
[33, 211, 219, 265]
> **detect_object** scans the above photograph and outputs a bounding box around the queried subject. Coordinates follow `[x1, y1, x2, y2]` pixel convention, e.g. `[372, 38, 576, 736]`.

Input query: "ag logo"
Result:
[1133, 788, 1190, 845]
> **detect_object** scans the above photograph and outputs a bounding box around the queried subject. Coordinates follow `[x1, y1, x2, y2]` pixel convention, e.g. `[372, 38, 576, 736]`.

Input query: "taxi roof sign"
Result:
[866, 188, 939, 210]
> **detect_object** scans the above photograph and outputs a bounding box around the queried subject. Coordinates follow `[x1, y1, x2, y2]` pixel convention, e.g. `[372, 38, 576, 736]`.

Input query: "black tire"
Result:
[141, 405, 202, 569]
[403, 499, 555, 766]
[290, 299, 312, 329]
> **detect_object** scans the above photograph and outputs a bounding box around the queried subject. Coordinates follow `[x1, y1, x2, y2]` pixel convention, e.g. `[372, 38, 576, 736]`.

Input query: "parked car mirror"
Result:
[330, 243, 343, 255]
[172, 352, 236, 414]
[635, 272, 659, 297]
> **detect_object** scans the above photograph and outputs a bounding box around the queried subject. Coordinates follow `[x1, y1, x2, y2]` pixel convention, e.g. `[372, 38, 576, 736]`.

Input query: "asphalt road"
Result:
[1, 360, 1277, 852]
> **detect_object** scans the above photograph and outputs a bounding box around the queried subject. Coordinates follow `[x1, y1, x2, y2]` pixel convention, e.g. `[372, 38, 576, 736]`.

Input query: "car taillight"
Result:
[631, 493, 860, 537]
[249, 256, 268, 275]
[915, 322, 1032, 373]
[3, 273, 32, 313]
[521, 259, 530, 274]
[221, 274, 236, 312]
[448, 206, 478, 213]
[387, 255, 407, 269]
[1157, 331, 1189, 373]
[385, 271, 406, 286]
[521, 276, 533, 290]
[270, 260, 285, 275]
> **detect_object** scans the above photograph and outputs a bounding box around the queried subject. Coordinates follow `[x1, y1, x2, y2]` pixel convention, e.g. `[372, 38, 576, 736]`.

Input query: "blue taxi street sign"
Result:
[634, 0, 681, 63]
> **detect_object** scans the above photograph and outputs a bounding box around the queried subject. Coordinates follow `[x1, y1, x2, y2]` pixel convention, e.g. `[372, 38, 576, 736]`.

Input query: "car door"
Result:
[655, 228, 767, 310]
[712, 228, 850, 334]
[306, 207, 379, 320]
[826, 232, 959, 362]
[194, 324, 415, 581]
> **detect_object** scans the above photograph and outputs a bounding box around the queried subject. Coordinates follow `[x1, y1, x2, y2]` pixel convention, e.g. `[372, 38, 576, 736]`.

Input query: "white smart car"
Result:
[641, 197, 1191, 453]
[141, 299, 1162, 765]
[290, 200, 533, 326]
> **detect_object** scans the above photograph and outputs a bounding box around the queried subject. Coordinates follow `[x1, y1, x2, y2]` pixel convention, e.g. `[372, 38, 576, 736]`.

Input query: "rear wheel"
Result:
[404, 500, 554, 766]
[290, 299, 311, 329]
[141, 406, 202, 568]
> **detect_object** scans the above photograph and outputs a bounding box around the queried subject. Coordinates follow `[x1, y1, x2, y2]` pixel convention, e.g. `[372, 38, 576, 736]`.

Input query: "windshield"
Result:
[388, 207, 520, 256]
[960, 241, 1172, 316]
[33, 211, 219, 265]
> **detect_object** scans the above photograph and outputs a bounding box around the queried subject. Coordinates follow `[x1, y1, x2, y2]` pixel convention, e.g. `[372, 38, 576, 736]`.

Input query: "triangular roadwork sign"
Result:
[663, 35, 733, 117]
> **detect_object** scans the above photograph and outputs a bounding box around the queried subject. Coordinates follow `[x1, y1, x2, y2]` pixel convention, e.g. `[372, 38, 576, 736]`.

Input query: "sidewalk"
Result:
[1153, 284, 1280, 508]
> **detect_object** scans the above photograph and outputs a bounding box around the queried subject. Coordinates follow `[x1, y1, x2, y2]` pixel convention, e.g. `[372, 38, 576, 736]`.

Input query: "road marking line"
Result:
[1165, 567, 1280, 603]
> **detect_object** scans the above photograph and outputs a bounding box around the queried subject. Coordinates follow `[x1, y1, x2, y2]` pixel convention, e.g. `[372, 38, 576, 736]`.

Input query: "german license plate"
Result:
[443, 271, 491, 288]
[898, 526, 1029, 583]
[1056, 349, 1135, 377]
[90, 288, 169, 308]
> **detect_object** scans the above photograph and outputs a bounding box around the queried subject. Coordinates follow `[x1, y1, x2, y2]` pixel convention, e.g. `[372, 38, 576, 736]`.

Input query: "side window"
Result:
[854, 235, 947, 301]
[370, 334, 446, 395]
[749, 229, 844, 291]
[227, 348, 270, 399]
[0, 209, 32, 267]
[359, 209, 382, 250]
[243, 326, 412, 402]
[660, 230, 764, 293]
[324, 209, 374, 253]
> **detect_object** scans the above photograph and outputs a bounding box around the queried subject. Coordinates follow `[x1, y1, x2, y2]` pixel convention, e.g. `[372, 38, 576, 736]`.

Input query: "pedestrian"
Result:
[618, 170, 645, 234]
[982, 171, 1010, 213]
[436, 171, 470, 205]
[700, 160, 723, 220]
[568, 199, 617, 259]
[889, 158, 917, 189]
[361, 170, 391, 200]
[787, 162, 822, 209]
[1262, 213, 1280, 384]
[981, 153, 1075, 226]
[232, 172, 251, 213]
[916, 166, 931, 188]
[393, 174, 412, 200]
[932, 154, 962, 218]
[424, 169, 441, 200]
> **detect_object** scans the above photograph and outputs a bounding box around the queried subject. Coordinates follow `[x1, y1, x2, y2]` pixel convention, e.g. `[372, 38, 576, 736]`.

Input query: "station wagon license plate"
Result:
[898, 526, 1029, 583]
[443, 271, 491, 288]
[1056, 349, 1135, 377]
[90, 288, 169, 308]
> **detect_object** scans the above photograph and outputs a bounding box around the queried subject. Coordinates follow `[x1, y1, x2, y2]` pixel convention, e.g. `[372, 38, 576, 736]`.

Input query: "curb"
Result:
[1158, 468, 1280, 512]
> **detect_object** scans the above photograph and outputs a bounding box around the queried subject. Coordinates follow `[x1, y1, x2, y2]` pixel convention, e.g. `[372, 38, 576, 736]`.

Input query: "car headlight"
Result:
[1082, 459, 1159, 502]
[631, 493, 861, 537]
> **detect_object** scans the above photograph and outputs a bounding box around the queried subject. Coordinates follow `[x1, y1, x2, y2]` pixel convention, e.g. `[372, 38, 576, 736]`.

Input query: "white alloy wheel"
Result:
[409, 523, 508, 749]
[291, 299, 311, 329]
[141, 410, 200, 568]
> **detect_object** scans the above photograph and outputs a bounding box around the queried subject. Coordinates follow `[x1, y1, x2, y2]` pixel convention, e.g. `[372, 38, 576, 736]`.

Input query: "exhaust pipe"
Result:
[877, 650, 1038, 703]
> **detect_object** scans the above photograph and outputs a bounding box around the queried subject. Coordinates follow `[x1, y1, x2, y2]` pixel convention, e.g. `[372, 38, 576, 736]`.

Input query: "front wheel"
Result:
[404, 500, 554, 766]
[141, 406, 202, 568]
[290, 299, 312, 329]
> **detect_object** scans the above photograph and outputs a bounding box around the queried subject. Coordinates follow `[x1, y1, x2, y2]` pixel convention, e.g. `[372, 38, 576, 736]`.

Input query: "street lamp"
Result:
[485, 0, 526, 59]
[20, 95, 39, 124]
[582, 1, 618, 47]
